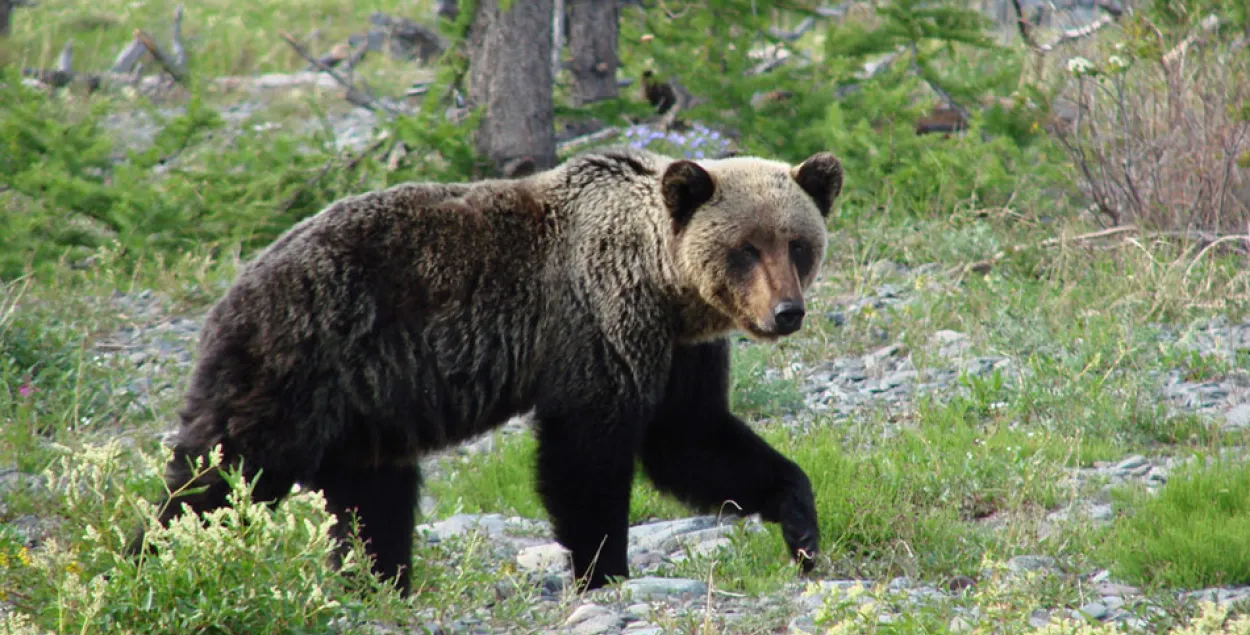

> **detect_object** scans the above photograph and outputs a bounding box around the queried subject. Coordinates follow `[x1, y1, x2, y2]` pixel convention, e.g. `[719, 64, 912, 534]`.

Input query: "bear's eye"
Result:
[790, 240, 814, 277]
[726, 243, 760, 276]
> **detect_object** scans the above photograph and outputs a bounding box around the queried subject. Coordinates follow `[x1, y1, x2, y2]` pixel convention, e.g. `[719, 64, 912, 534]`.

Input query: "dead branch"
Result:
[767, 16, 815, 42]
[556, 126, 620, 155]
[110, 36, 147, 74]
[135, 29, 186, 84]
[748, 51, 798, 76]
[56, 38, 73, 74]
[1038, 225, 1140, 247]
[22, 67, 353, 96]
[833, 48, 905, 99]
[946, 224, 1249, 278]
[344, 41, 369, 70]
[1161, 14, 1220, 70]
[1009, 0, 1037, 48]
[279, 30, 400, 116]
[171, 5, 187, 70]
[1037, 15, 1116, 53]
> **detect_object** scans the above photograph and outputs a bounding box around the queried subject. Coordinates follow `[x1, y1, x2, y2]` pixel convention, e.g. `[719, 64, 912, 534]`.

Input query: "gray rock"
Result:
[418, 513, 539, 543]
[622, 604, 650, 621]
[516, 543, 568, 572]
[1089, 503, 1114, 522]
[629, 550, 665, 572]
[1224, 403, 1250, 429]
[1028, 610, 1052, 629]
[637, 522, 734, 556]
[621, 577, 708, 601]
[1006, 555, 1059, 575]
[1115, 455, 1148, 472]
[0, 469, 45, 501]
[863, 344, 902, 371]
[1077, 602, 1109, 620]
[563, 604, 619, 635]
[1095, 582, 1140, 597]
[628, 517, 716, 552]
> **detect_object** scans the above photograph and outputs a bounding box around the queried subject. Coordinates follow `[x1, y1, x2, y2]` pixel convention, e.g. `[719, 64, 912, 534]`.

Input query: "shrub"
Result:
[0, 441, 401, 633]
[1050, 28, 1250, 234]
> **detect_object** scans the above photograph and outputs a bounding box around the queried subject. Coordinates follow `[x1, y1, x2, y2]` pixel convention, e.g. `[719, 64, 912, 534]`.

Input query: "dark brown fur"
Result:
[131, 147, 843, 595]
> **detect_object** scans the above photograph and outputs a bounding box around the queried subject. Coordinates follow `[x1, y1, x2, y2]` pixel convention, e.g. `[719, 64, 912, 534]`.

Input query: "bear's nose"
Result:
[772, 301, 805, 335]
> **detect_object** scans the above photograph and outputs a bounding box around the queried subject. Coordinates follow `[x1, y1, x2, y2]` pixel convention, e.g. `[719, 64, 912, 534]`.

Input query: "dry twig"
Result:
[134, 29, 186, 84]
[279, 30, 400, 115]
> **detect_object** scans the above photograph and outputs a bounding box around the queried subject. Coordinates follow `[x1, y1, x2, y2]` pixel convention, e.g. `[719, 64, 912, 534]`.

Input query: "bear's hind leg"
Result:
[640, 340, 820, 572]
[312, 461, 420, 596]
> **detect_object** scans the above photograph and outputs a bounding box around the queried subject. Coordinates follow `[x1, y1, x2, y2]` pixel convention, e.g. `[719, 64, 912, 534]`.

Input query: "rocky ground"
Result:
[3, 252, 1241, 633]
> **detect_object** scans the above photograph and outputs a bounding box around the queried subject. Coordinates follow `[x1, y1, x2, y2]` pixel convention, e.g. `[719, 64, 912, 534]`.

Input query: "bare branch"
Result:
[110, 36, 147, 74]
[1162, 14, 1220, 70]
[279, 30, 400, 116]
[1008, 0, 1037, 48]
[556, 126, 620, 155]
[767, 16, 814, 42]
[171, 5, 187, 70]
[134, 29, 186, 84]
[1037, 15, 1116, 53]
[56, 39, 73, 74]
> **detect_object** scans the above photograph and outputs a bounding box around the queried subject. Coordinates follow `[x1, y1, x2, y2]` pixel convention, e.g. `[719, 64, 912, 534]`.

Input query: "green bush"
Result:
[0, 441, 403, 633]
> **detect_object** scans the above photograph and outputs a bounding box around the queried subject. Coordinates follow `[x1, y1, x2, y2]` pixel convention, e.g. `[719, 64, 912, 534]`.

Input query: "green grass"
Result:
[3, 0, 439, 81]
[1105, 455, 1250, 590]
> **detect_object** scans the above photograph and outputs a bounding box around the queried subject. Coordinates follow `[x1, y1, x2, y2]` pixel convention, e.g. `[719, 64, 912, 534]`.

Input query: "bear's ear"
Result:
[791, 152, 843, 217]
[662, 160, 716, 228]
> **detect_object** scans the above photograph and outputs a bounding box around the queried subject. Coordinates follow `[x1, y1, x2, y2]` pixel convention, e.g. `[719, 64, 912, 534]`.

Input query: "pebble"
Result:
[1006, 555, 1059, 575]
[563, 604, 620, 635]
[620, 577, 708, 601]
[1028, 609, 1052, 629]
[0, 469, 45, 501]
[1224, 403, 1250, 429]
[516, 543, 569, 572]
[1077, 601, 1109, 620]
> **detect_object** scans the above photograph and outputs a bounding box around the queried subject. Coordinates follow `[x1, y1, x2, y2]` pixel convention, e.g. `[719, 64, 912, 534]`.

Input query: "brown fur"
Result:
[132, 147, 843, 594]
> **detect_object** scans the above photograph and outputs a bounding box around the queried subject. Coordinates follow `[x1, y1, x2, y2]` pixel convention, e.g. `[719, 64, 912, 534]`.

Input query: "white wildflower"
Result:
[1067, 56, 1095, 76]
[1107, 55, 1129, 71]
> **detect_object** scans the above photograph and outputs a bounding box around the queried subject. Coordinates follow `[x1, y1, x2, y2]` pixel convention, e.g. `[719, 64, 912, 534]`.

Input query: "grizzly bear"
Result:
[130, 147, 842, 595]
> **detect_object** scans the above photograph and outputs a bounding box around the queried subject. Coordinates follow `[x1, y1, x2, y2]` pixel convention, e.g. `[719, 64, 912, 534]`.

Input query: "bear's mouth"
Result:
[741, 321, 784, 341]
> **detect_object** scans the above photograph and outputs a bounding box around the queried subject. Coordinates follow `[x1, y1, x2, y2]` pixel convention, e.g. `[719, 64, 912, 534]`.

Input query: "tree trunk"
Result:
[467, 0, 557, 174]
[0, 0, 12, 37]
[566, 0, 619, 105]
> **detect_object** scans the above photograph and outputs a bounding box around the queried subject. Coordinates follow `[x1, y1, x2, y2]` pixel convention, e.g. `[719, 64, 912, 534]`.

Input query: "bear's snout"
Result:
[771, 300, 805, 335]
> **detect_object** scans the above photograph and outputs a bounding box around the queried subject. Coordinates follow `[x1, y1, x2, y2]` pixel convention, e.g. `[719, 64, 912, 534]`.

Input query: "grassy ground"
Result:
[3, 1, 1250, 633]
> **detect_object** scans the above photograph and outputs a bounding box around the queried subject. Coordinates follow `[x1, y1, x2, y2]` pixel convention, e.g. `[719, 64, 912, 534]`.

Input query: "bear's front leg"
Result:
[640, 339, 820, 572]
[533, 402, 640, 591]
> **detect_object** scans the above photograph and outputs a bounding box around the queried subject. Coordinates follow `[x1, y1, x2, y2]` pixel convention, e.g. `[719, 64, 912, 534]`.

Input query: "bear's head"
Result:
[665, 152, 842, 341]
